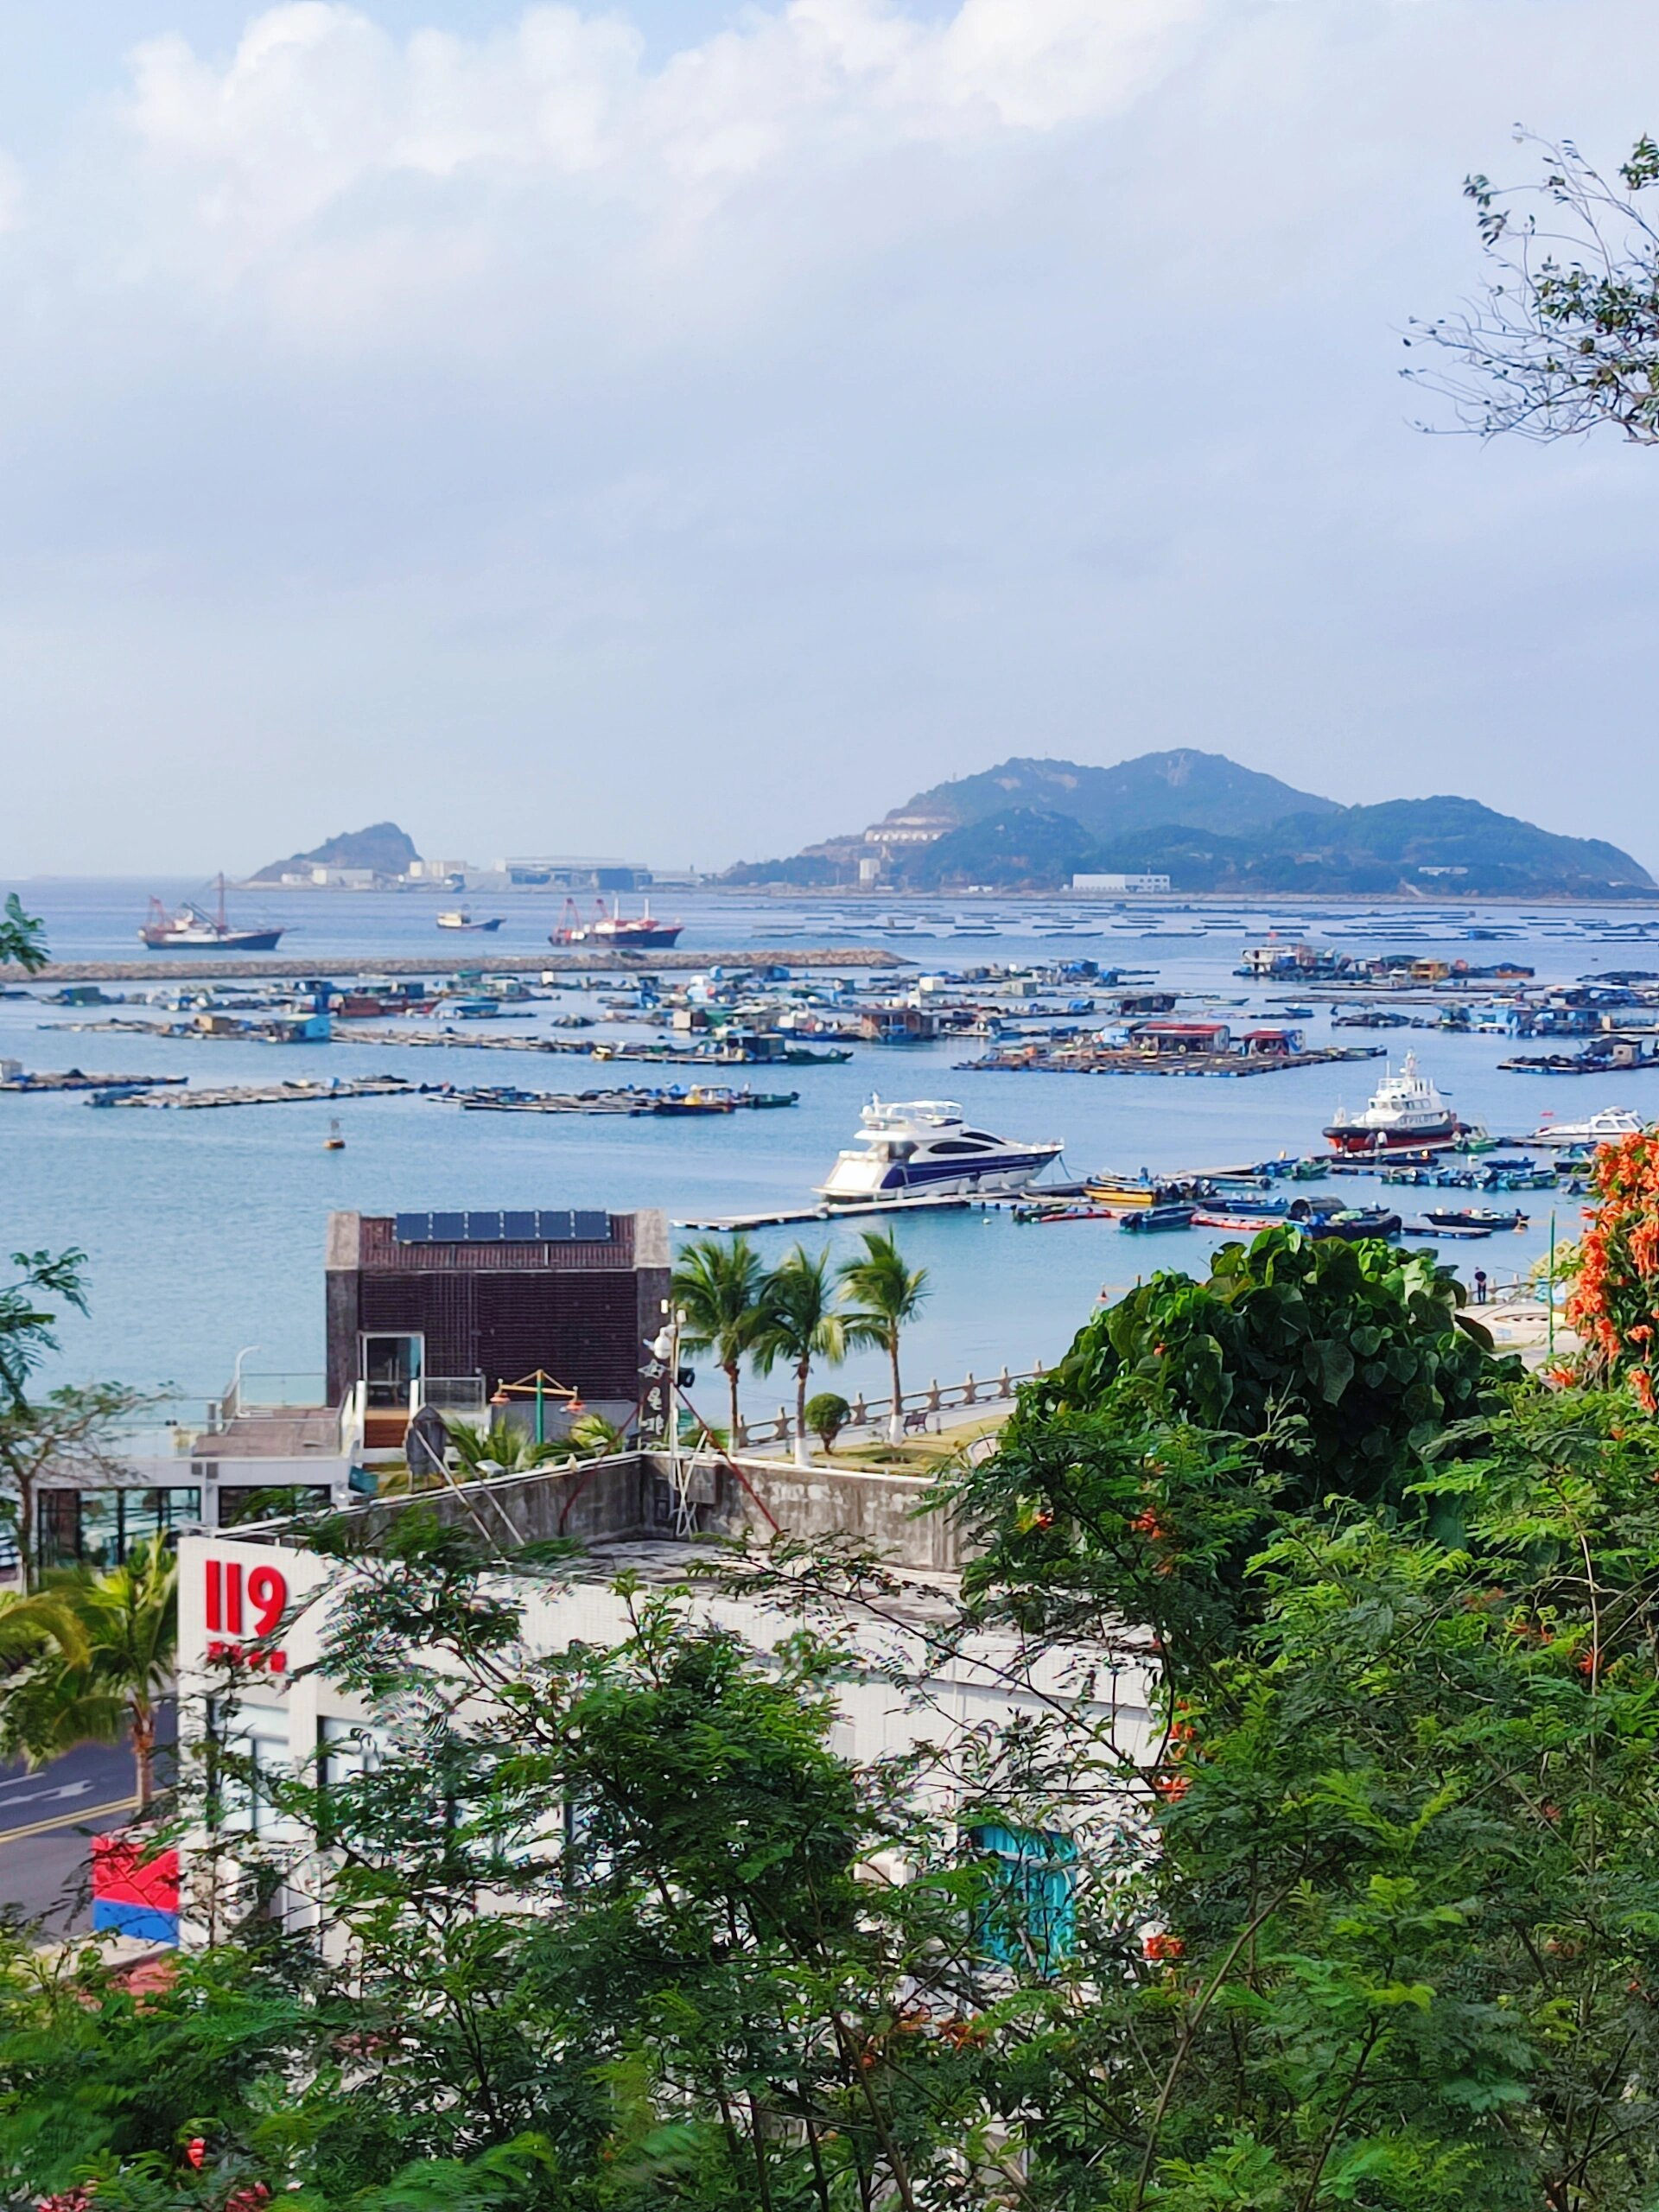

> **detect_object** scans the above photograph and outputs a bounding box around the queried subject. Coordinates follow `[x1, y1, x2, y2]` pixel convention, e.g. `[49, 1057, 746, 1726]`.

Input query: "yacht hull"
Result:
[1323, 1119, 1460, 1156]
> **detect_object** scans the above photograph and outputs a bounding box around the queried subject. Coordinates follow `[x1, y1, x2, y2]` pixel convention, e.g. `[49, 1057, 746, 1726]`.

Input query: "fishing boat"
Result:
[1120, 1203, 1197, 1233]
[1014, 1201, 1118, 1224]
[550, 896, 683, 950]
[1199, 1191, 1287, 1217]
[1292, 1205, 1402, 1242]
[138, 876, 283, 952]
[817, 1098, 1064, 1203]
[1421, 1207, 1529, 1232]
[435, 911, 503, 933]
[1323, 1052, 1459, 1155]
[1084, 1171, 1188, 1209]
[1528, 1106, 1647, 1147]
[1450, 1124, 1499, 1154]
[1191, 1211, 1281, 1232]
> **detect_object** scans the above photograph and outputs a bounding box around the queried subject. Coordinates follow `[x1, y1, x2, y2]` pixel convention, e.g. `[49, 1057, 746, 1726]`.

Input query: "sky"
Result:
[3, 0, 1659, 878]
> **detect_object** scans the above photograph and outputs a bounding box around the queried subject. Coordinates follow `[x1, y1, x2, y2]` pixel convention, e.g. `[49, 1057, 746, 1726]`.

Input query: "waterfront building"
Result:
[174, 1447, 1157, 1948]
[30, 1390, 363, 1576]
[1071, 872, 1173, 894]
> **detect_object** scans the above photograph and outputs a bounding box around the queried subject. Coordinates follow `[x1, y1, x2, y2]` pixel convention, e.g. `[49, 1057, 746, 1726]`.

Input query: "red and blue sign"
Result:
[92, 1833, 179, 1945]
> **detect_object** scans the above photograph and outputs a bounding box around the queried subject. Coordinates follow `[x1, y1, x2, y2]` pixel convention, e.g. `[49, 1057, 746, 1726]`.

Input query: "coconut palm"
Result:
[838, 1229, 931, 1445]
[672, 1235, 767, 1448]
[0, 1533, 176, 1813]
[753, 1247, 846, 1466]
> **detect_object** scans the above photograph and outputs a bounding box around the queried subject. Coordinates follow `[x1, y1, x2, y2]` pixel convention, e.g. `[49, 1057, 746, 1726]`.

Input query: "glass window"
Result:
[318, 1715, 384, 1791]
[969, 1823, 1077, 1973]
[207, 1699, 296, 1839]
[36, 1491, 80, 1573]
[35, 1487, 200, 1573]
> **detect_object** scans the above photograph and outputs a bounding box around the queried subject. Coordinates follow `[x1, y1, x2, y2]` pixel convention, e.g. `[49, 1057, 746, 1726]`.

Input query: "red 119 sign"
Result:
[205, 1558, 289, 1671]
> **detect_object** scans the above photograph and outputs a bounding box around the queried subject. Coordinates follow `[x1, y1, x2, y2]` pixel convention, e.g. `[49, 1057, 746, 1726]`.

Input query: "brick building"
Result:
[324, 1208, 671, 1444]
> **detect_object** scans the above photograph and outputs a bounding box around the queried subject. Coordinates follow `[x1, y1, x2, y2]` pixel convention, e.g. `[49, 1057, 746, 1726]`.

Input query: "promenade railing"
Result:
[729, 1363, 1046, 1452]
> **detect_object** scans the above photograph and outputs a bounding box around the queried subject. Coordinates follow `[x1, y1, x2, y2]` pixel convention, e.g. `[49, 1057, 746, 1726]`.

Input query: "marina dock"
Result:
[0, 1069, 188, 1094]
[103, 1075, 433, 1109]
[675, 1191, 1046, 1230]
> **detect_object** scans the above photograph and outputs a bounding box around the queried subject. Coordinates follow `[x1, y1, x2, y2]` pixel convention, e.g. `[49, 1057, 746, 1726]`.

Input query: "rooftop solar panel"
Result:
[391, 1209, 614, 1244]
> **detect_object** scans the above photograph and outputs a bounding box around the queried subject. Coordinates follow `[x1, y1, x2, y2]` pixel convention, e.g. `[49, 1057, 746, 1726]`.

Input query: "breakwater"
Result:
[3, 947, 906, 986]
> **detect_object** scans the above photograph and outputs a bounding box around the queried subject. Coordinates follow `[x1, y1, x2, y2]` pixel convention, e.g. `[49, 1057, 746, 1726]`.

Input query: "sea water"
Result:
[1, 877, 1642, 1413]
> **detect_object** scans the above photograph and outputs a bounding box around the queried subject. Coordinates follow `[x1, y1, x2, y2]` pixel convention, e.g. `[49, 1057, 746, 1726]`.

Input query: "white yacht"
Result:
[1529, 1107, 1647, 1147]
[817, 1098, 1065, 1203]
[1324, 1052, 1459, 1154]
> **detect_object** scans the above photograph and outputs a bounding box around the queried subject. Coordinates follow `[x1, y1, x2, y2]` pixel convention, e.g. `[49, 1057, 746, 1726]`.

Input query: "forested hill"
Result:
[899, 749, 1340, 841]
[250, 823, 420, 882]
[725, 750, 1654, 896]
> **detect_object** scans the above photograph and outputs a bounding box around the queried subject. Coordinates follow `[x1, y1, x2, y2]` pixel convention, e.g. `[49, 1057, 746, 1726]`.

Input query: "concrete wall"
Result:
[364, 1450, 964, 1572]
[694, 1455, 962, 1571]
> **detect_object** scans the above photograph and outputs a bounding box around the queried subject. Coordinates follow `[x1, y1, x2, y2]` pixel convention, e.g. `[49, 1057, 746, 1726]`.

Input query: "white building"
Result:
[1071, 873, 1173, 895]
[174, 1453, 1159, 1944]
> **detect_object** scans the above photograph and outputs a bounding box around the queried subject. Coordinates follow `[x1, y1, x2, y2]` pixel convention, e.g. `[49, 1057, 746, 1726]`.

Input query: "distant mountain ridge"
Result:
[894, 750, 1341, 841]
[251, 822, 420, 882]
[724, 750, 1654, 897]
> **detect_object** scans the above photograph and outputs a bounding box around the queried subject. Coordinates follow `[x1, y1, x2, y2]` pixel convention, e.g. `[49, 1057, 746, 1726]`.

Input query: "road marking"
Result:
[0, 1796, 140, 1845]
[0, 1779, 97, 1813]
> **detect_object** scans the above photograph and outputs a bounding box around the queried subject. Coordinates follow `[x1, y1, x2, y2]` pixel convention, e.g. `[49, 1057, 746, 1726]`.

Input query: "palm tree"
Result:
[838, 1229, 931, 1445]
[0, 1534, 176, 1814]
[753, 1247, 846, 1467]
[672, 1235, 767, 1449]
[448, 1419, 568, 1478]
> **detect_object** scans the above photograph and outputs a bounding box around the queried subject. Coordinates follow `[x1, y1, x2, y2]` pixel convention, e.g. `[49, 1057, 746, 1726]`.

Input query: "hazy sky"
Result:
[4, 0, 1659, 877]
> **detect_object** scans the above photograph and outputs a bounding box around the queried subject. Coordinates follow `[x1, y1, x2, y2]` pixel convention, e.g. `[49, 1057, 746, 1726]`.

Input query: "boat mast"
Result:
[216, 874, 227, 934]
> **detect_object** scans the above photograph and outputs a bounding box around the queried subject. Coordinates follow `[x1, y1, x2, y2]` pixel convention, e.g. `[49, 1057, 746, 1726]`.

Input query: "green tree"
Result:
[804, 1391, 850, 1453]
[753, 1246, 845, 1466]
[1408, 130, 1659, 443]
[838, 1229, 931, 1446]
[671, 1235, 766, 1448]
[0, 1249, 88, 1414]
[0, 893, 48, 976]
[0, 1534, 176, 1812]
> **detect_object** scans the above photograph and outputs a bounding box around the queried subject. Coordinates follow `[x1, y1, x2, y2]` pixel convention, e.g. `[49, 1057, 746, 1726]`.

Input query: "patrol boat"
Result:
[1323, 1052, 1459, 1155]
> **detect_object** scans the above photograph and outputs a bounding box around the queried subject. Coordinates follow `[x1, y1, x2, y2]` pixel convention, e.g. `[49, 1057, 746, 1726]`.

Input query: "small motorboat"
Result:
[1192, 1211, 1281, 1232]
[324, 1117, 345, 1151]
[1422, 1207, 1529, 1232]
[1014, 1201, 1118, 1224]
[1294, 1205, 1402, 1242]
[436, 911, 504, 932]
[1120, 1203, 1197, 1232]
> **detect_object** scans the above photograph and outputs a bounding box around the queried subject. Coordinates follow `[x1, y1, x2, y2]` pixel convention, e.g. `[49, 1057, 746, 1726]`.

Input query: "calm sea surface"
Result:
[3, 877, 1649, 1414]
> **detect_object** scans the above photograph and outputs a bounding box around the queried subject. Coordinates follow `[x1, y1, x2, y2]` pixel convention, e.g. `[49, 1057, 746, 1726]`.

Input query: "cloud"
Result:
[99, 0, 1208, 333]
[8, 0, 1659, 875]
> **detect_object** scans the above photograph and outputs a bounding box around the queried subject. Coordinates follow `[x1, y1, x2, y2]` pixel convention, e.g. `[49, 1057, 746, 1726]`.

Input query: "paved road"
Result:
[0, 1719, 175, 1935]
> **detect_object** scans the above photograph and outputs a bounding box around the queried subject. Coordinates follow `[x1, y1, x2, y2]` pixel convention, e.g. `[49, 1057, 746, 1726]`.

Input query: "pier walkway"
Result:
[4, 947, 904, 986]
